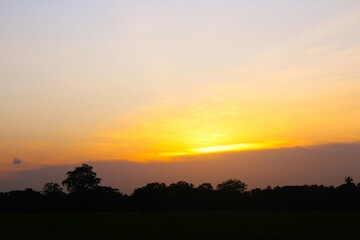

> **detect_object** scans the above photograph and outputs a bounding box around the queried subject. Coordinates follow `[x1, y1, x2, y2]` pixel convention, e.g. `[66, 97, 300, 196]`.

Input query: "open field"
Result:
[0, 212, 359, 239]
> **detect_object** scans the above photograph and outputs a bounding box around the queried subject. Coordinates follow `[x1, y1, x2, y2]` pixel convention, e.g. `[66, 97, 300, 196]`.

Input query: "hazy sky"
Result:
[1, 1, 360, 178]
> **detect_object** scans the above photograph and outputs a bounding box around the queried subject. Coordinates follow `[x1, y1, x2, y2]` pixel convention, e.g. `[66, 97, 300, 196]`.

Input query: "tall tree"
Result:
[62, 164, 101, 193]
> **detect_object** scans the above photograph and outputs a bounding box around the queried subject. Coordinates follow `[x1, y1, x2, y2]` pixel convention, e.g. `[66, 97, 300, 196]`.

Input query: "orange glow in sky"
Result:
[1, 1, 360, 171]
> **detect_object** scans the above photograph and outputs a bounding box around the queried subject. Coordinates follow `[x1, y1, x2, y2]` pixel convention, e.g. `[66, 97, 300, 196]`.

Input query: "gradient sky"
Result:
[1, 1, 360, 184]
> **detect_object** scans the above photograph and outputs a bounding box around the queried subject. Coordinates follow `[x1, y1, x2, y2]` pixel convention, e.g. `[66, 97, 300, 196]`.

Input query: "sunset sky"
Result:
[1, 1, 360, 191]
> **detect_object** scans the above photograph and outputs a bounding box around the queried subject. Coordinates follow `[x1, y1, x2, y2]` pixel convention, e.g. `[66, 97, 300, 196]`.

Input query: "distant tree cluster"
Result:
[1, 164, 360, 213]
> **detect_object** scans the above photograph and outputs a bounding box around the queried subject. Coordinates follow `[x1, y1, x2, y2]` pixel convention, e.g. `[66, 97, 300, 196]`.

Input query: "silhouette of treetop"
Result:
[143, 182, 167, 192]
[43, 182, 63, 195]
[62, 164, 101, 193]
[197, 183, 213, 191]
[2, 164, 360, 213]
[345, 176, 354, 185]
[169, 181, 194, 192]
[217, 179, 247, 193]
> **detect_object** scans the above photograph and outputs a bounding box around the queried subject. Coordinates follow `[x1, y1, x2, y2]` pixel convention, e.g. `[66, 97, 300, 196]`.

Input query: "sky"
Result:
[1, 1, 360, 191]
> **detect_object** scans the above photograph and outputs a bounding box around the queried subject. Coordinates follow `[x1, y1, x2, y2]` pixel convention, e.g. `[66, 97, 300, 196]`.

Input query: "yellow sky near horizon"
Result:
[1, 1, 360, 170]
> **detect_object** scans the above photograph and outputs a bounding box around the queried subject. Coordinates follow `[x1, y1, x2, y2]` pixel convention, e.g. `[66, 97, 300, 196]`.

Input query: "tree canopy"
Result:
[217, 179, 247, 193]
[42, 182, 63, 195]
[62, 164, 101, 193]
[1, 163, 360, 213]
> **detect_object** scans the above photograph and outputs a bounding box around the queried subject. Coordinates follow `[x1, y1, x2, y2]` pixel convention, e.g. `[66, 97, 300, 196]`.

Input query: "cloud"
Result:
[12, 158, 22, 165]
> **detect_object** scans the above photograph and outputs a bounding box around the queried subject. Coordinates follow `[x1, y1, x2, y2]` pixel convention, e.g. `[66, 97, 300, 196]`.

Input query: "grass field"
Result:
[0, 212, 359, 239]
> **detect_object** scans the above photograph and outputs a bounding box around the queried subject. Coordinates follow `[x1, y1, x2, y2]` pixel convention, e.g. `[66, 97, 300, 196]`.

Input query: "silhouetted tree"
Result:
[89, 186, 125, 212]
[133, 182, 168, 211]
[142, 182, 167, 192]
[217, 179, 247, 193]
[167, 181, 195, 210]
[197, 183, 213, 191]
[169, 181, 194, 190]
[345, 176, 354, 185]
[336, 176, 358, 209]
[62, 164, 101, 193]
[43, 182, 64, 195]
[4, 188, 44, 213]
[42, 182, 66, 212]
[2, 165, 360, 213]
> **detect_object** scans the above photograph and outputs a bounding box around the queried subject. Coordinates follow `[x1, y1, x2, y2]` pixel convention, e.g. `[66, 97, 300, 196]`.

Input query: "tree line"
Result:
[1, 164, 360, 213]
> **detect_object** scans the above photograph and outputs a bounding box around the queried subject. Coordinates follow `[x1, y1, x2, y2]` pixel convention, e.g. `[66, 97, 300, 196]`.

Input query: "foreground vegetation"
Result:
[1, 212, 359, 239]
[1, 164, 360, 213]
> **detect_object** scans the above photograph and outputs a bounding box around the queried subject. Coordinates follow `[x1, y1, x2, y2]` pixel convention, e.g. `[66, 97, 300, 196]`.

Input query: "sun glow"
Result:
[79, 93, 307, 162]
[73, 68, 360, 163]
[195, 143, 275, 153]
[159, 141, 285, 157]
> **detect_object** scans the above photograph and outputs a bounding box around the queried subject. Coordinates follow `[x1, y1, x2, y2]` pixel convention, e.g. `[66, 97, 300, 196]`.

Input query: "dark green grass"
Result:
[0, 212, 359, 239]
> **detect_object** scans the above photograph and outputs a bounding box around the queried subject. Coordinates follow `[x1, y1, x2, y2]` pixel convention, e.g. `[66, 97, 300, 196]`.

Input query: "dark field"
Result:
[0, 212, 359, 239]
